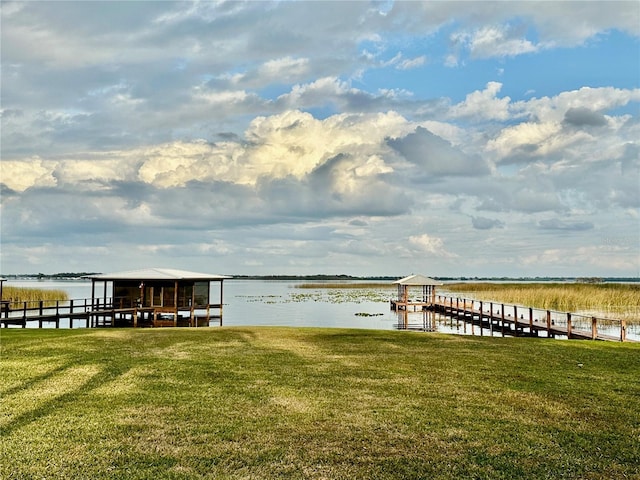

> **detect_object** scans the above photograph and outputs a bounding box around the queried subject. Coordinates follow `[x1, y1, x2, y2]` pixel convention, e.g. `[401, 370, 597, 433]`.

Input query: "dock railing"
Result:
[434, 295, 631, 342]
[1, 297, 116, 328]
[1, 296, 223, 328]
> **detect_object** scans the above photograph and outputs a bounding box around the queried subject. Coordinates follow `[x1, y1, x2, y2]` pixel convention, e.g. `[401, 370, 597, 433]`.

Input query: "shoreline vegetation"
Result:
[1, 286, 69, 306]
[444, 282, 640, 318]
[2, 328, 638, 479]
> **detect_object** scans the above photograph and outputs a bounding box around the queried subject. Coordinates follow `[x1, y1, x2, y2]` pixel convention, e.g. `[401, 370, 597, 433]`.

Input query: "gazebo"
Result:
[390, 274, 442, 311]
[85, 268, 230, 327]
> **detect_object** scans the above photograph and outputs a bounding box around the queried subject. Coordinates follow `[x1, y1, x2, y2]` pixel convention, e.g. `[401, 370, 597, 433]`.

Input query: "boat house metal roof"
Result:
[85, 268, 230, 281]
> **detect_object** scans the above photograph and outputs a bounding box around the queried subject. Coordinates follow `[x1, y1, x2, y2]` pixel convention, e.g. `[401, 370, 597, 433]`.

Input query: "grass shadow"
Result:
[1, 362, 132, 437]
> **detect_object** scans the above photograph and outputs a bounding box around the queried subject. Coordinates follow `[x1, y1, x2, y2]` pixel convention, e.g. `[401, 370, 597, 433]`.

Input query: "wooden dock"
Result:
[392, 295, 634, 342]
[0, 298, 223, 329]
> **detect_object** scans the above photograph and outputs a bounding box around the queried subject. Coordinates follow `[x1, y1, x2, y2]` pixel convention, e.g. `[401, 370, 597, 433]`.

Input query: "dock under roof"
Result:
[85, 268, 230, 327]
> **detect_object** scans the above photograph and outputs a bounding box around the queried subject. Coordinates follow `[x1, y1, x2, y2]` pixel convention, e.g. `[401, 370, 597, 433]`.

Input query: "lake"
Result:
[3, 279, 462, 333]
[4, 279, 637, 340]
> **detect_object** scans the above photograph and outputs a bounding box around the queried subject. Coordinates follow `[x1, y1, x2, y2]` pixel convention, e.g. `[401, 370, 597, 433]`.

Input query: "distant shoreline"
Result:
[2, 273, 638, 283]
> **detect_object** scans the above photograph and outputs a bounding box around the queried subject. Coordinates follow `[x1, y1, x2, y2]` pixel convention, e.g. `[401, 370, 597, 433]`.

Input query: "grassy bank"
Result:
[2, 286, 69, 306]
[1, 327, 638, 479]
[444, 283, 640, 320]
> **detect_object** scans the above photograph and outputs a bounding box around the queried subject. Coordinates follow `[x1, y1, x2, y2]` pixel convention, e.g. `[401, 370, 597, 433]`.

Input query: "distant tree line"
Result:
[2, 272, 100, 279]
[2, 273, 638, 283]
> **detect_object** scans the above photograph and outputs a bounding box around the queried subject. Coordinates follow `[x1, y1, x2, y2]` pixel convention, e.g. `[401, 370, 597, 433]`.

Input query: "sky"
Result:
[1, 0, 639, 278]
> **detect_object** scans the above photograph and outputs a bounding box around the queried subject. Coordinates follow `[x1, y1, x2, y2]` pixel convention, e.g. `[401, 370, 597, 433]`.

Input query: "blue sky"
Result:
[1, 1, 639, 277]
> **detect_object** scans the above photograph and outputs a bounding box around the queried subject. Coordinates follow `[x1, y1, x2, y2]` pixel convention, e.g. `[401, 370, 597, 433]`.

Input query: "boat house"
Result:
[86, 268, 230, 327]
[390, 274, 442, 311]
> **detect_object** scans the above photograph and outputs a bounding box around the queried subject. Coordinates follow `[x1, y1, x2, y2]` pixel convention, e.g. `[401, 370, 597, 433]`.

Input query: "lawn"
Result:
[1, 327, 639, 479]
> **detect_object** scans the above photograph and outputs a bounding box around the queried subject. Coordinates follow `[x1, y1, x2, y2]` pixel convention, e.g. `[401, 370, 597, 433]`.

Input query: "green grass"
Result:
[1, 327, 639, 479]
[444, 283, 640, 321]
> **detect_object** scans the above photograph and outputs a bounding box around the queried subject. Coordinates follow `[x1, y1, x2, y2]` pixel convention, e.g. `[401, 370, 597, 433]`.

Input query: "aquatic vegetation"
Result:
[2, 286, 69, 307]
[443, 283, 640, 321]
[297, 282, 395, 289]
[294, 283, 393, 304]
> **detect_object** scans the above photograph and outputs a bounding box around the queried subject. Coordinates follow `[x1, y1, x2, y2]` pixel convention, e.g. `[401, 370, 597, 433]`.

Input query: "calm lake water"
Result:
[4, 279, 638, 340]
[3, 279, 409, 330]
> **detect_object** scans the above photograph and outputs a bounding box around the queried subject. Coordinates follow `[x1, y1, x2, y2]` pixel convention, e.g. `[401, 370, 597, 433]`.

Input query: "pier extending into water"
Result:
[0, 297, 222, 329]
[392, 295, 632, 342]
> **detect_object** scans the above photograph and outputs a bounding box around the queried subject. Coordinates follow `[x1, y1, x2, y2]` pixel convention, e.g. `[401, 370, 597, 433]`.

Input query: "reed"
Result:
[444, 283, 640, 319]
[2, 286, 69, 307]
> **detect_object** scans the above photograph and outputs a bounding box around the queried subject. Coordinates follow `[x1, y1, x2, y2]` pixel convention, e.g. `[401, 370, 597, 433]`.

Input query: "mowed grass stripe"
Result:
[1, 327, 639, 479]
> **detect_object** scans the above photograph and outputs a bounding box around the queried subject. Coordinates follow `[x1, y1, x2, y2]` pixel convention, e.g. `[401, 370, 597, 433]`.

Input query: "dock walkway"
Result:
[392, 295, 633, 342]
[1, 298, 222, 329]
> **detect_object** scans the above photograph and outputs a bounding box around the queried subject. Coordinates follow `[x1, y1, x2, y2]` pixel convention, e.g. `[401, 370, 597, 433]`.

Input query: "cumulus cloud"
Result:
[2, 1, 638, 276]
[485, 86, 639, 165]
[387, 126, 490, 177]
[1, 159, 57, 191]
[453, 24, 540, 59]
[408, 234, 458, 258]
[563, 107, 608, 127]
[1, 110, 413, 192]
[449, 82, 513, 121]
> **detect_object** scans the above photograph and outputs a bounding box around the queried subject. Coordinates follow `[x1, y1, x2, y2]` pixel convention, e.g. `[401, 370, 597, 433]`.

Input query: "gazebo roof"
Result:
[393, 274, 442, 286]
[85, 268, 230, 281]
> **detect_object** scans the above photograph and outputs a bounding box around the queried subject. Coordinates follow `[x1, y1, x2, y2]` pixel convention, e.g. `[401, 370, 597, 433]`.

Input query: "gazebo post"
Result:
[91, 279, 96, 328]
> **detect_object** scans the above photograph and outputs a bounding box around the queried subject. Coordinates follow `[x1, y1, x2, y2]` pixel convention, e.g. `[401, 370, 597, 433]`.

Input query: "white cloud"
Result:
[484, 86, 640, 165]
[464, 25, 539, 58]
[259, 56, 310, 79]
[1, 158, 57, 191]
[449, 82, 512, 121]
[277, 76, 351, 108]
[2, 1, 639, 276]
[397, 55, 427, 70]
[510, 87, 640, 125]
[408, 234, 458, 258]
[1, 110, 413, 192]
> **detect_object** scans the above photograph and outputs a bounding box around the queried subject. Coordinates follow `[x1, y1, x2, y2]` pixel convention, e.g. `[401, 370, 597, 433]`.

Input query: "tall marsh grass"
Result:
[444, 283, 640, 320]
[2, 286, 69, 306]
